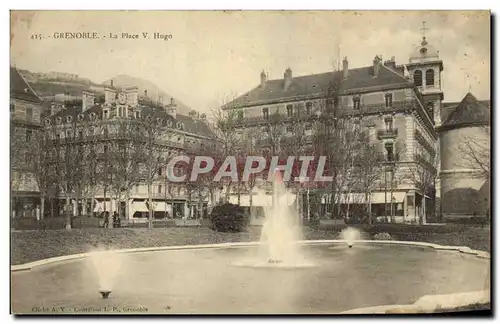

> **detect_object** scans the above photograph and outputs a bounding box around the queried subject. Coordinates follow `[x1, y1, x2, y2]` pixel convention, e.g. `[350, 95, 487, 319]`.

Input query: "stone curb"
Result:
[11, 239, 489, 272]
[340, 290, 490, 314]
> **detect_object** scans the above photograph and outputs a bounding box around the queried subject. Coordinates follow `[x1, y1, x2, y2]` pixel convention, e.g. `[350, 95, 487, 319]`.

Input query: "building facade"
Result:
[224, 37, 442, 223]
[438, 93, 490, 219]
[10, 67, 44, 218]
[42, 84, 217, 221]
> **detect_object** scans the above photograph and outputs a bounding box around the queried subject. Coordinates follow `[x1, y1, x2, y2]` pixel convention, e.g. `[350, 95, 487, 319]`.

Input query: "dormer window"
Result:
[306, 102, 312, 115]
[177, 122, 182, 130]
[262, 107, 269, 119]
[104, 110, 109, 119]
[90, 112, 96, 120]
[66, 116, 73, 123]
[385, 93, 393, 108]
[353, 96, 361, 110]
[157, 117, 163, 124]
[56, 117, 62, 125]
[44, 118, 51, 126]
[77, 114, 84, 122]
[167, 120, 173, 127]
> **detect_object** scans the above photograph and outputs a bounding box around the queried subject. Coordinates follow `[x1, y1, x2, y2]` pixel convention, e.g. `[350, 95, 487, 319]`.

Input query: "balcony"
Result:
[377, 128, 398, 139]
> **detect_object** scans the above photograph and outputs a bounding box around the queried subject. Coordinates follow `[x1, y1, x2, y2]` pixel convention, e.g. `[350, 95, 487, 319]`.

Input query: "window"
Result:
[385, 142, 394, 161]
[55, 134, 60, 142]
[104, 110, 109, 119]
[78, 130, 83, 139]
[26, 129, 32, 142]
[262, 107, 269, 119]
[66, 129, 72, 137]
[385, 93, 393, 108]
[66, 116, 72, 123]
[353, 96, 361, 110]
[158, 185, 162, 194]
[135, 111, 140, 119]
[286, 104, 293, 117]
[384, 117, 393, 131]
[25, 106, 33, 122]
[305, 123, 312, 130]
[89, 127, 95, 136]
[286, 125, 293, 133]
[10, 103, 15, 113]
[103, 145, 108, 154]
[414, 70, 423, 86]
[425, 69, 435, 86]
[158, 167, 163, 176]
[427, 102, 434, 115]
[306, 102, 312, 115]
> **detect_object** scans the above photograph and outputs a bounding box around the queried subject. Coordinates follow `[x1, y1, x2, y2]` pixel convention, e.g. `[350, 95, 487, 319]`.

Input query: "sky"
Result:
[10, 10, 490, 113]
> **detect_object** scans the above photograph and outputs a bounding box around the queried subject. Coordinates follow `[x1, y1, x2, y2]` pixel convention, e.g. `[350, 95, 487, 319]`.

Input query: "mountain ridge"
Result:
[17, 68, 194, 115]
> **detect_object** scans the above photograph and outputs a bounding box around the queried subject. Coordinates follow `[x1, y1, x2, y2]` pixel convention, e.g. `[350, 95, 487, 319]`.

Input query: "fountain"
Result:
[340, 227, 362, 248]
[258, 169, 302, 264]
[88, 249, 123, 299]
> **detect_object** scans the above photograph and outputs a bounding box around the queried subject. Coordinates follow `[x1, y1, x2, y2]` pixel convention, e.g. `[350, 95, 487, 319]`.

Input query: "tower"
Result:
[406, 22, 444, 127]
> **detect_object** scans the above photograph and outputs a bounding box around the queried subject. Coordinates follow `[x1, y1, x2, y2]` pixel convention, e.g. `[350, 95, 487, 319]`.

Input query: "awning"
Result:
[132, 201, 168, 212]
[321, 192, 406, 204]
[229, 194, 296, 207]
[371, 192, 406, 204]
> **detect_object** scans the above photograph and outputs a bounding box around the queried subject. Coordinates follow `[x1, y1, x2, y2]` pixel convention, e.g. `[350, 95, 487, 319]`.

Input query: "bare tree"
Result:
[459, 126, 490, 179]
[10, 125, 26, 218]
[107, 120, 144, 219]
[135, 115, 170, 229]
[28, 126, 57, 221]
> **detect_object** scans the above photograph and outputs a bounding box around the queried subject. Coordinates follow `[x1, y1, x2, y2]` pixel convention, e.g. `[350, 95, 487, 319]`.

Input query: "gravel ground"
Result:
[11, 226, 490, 265]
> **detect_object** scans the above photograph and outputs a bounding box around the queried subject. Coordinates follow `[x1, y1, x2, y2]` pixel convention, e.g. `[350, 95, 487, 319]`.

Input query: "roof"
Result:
[226, 63, 412, 108]
[44, 102, 215, 139]
[441, 93, 490, 130]
[10, 67, 42, 103]
[409, 37, 440, 63]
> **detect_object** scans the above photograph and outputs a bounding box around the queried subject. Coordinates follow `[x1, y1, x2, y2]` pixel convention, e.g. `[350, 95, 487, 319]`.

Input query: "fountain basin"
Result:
[11, 241, 489, 314]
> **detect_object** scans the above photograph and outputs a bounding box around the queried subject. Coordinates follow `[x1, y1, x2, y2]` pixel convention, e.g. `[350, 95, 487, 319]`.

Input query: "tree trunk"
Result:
[125, 190, 130, 220]
[148, 183, 153, 230]
[65, 196, 71, 230]
[40, 195, 45, 221]
[90, 194, 95, 217]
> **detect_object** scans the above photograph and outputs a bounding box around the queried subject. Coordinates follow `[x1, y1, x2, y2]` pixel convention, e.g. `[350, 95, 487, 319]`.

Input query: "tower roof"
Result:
[409, 37, 440, 63]
[440, 92, 490, 131]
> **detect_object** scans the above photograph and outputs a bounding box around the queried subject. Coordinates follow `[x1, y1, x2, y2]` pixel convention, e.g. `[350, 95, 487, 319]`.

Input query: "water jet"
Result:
[99, 290, 111, 299]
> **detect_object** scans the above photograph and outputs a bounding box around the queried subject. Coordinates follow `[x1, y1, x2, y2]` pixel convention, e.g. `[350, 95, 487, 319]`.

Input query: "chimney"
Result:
[50, 101, 60, 115]
[110, 80, 114, 88]
[104, 86, 116, 105]
[342, 56, 349, 78]
[144, 90, 148, 97]
[260, 70, 267, 88]
[373, 55, 382, 77]
[166, 97, 177, 118]
[82, 91, 95, 112]
[383, 56, 396, 70]
[284, 68, 292, 90]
